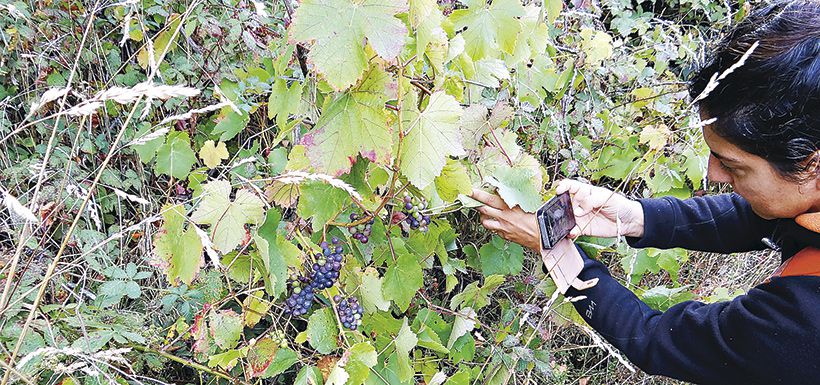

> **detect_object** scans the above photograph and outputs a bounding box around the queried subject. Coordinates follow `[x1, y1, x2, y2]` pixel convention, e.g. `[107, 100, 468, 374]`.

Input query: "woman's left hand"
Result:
[470, 189, 541, 251]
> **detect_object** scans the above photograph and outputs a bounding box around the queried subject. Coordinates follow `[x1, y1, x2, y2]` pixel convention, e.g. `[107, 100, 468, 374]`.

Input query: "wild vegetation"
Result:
[0, 0, 762, 384]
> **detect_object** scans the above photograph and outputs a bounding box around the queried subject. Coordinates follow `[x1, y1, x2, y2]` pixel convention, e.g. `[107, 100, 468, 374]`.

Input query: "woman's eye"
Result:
[719, 162, 734, 172]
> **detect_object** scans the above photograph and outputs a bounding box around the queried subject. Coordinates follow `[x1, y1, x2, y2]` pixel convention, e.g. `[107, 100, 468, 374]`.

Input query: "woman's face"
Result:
[702, 124, 820, 219]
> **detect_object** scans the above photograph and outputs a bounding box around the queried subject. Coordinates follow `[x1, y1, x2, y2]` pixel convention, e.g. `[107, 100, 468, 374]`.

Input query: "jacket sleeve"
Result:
[565, 246, 815, 385]
[625, 193, 776, 253]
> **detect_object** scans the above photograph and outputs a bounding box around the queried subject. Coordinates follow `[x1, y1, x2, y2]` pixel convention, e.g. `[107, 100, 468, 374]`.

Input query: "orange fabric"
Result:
[769, 247, 820, 280]
[796, 212, 820, 233]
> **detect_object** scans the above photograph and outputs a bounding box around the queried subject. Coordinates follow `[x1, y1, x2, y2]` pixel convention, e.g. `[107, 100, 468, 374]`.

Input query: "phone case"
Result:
[536, 192, 576, 250]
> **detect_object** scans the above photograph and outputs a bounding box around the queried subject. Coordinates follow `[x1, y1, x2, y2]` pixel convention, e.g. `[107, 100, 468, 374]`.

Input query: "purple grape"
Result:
[337, 296, 363, 330]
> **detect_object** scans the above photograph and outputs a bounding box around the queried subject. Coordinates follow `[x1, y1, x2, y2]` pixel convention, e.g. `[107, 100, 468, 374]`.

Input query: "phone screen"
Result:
[536, 192, 576, 249]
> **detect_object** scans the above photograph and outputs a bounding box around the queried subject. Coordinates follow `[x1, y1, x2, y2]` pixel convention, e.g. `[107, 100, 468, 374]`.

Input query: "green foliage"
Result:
[190, 180, 265, 252]
[307, 308, 339, 354]
[154, 204, 204, 285]
[382, 250, 424, 312]
[479, 235, 524, 276]
[154, 130, 197, 179]
[0, 0, 741, 382]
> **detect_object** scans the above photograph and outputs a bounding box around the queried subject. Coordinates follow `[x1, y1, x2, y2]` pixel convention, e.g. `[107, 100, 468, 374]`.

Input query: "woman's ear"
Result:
[810, 151, 820, 191]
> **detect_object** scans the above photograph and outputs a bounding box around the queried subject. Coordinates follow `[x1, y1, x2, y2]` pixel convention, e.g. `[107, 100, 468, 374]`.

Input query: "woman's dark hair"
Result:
[689, 0, 820, 181]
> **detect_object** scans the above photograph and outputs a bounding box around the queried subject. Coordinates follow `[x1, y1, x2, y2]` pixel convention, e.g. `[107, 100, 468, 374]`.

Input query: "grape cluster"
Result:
[284, 274, 314, 316]
[401, 192, 430, 232]
[310, 237, 344, 289]
[334, 295, 363, 330]
[348, 213, 374, 244]
[271, 330, 288, 348]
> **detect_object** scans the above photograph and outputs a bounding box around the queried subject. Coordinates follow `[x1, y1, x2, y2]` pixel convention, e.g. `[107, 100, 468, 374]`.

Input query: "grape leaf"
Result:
[409, 0, 448, 72]
[155, 130, 196, 179]
[207, 348, 245, 370]
[256, 208, 299, 299]
[580, 28, 613, 65]
[460, 105, 490, 153]
[447, 307, 476, 349]
[302, 68, 393, 176]
[268, 78, 303, 127]
[212, 108, 250, 142]
[434, 159, 472, 202]
[511, 4, 549, 64]
[209, 309, 243, 350]
[190, 180, 265, 252]
[513, 55, 563, 105]
[449, 334, 476, 365]
[243, 291, 271, 327]
[450, 274, 505, 310]
[199, 140, 229, 169]
[400, 91, 465, 189]
[326, 364, 350, 385]
[262, 347, 299, 378]
[295, 365, 324, 385]
[641, 285, 694, 311]
[394, 318, 417, 383]
[345, 342, 377, 385]
[297, 181, 350, 228]
[444, 370, 471, 385]
[683, 145, 707, 190]
[153, 204, 203, 286]
[247, 337, 278, 377]
[639, 124, 671, 151]
[486, 165, 543, 213]
[132, 123, 164, 163]
[465, 58, 511, 88]
[307, 308, 338, 354]
[416, 324, 448, 354]
[449, 0, 524, 60]
[545, 0, 563, 24]
[359, 267, 390, 314]
[289, 0, 408, 91]
[382, 251, 423, 311]
[478, 130, 545, 212]
[479, 235, 524, 276]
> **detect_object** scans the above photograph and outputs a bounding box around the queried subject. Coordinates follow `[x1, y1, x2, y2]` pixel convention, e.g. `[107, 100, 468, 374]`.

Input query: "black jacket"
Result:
[564, 193, 820, 384]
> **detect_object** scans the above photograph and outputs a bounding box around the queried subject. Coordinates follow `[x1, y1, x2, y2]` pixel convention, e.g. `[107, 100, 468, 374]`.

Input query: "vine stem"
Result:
[0, 4, 198, 383]
[131, 345, 249, 384]
[324, 288, 351, 347]
[326, 56, 415, 229]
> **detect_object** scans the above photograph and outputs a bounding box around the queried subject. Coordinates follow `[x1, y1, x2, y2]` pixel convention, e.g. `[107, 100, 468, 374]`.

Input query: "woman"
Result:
[472, 1, 820, 384]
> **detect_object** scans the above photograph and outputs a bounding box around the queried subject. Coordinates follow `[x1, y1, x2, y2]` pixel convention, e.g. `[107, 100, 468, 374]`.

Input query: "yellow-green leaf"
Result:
[153, 204, 203, 286]
[190, 180, 265, 252]
[199, 140, 229, 169]
[137, 14, 182, 69]
[289, 0, 408, 91]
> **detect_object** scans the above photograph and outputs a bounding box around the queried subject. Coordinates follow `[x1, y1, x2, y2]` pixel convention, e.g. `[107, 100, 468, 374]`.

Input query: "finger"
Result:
[567, 226, 581, 239]
[480, 216, 502, 232]
[477, 204, 504, 219]
[470, 189, 509, 210]
[573, 185, 596, 214]
[555, 179, 584, 196]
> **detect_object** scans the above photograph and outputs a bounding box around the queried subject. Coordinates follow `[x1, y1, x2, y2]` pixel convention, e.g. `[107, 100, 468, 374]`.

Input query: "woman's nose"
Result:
[706, 155, 733, 184]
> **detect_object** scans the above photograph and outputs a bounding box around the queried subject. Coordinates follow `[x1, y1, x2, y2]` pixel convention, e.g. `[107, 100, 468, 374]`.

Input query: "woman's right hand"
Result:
[554, 179, 645, 239]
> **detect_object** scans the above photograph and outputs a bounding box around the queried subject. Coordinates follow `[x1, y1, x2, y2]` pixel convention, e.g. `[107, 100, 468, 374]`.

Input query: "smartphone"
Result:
[536, 192, 576, 249]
